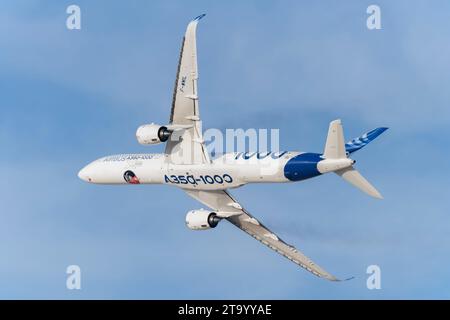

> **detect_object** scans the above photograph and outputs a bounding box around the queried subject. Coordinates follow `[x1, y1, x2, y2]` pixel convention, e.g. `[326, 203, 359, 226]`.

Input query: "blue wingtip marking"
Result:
[343, 276, 355, 281]
[330, 276, 354, 282]
[193, 14, 206, 21]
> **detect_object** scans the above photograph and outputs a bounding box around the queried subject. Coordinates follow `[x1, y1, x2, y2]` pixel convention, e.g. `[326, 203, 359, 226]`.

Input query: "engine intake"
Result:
[136, 123, 171, 145]
[186, 209, 221, 230]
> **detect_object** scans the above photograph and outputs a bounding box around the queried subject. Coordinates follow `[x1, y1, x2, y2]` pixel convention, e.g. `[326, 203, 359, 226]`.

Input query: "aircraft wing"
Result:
[165, 14, 210, 164]
[184, 189, 342, 281]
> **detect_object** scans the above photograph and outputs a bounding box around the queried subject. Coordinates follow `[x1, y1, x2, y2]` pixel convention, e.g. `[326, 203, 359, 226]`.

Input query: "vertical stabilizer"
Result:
[322, 119, 384, 199]
[323, 119, 346, 159]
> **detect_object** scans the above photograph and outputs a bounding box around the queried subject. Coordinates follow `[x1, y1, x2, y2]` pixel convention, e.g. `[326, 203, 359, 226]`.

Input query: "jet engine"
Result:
[185, 209, 222, 230]
[136, 123, 172, 145]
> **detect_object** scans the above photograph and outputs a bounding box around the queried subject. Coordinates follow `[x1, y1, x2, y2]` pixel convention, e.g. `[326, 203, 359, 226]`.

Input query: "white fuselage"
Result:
[78, 151, 302, 190]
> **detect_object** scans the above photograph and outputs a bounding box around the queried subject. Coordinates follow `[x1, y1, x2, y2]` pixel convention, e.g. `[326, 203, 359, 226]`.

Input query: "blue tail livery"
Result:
[345, 127, 388, 154]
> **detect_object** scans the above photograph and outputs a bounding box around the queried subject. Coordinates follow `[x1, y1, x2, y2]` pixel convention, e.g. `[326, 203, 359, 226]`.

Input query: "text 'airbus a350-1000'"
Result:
[78, 14, 388, 281]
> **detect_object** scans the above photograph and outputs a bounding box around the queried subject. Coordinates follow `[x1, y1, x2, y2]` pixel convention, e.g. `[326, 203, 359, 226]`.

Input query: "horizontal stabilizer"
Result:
[345, 127, 388, 154]
[336, 166, 383, 199]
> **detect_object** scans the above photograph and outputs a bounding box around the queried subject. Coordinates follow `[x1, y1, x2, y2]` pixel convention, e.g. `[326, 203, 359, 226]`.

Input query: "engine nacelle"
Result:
[186, 209, 221, 230]
[136, 123, 171, 145]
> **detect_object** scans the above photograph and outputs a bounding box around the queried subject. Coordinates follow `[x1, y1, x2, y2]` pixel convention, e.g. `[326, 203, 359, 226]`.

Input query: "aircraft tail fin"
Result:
[322, 119, 384, 199]
[323, 119, 346, 159]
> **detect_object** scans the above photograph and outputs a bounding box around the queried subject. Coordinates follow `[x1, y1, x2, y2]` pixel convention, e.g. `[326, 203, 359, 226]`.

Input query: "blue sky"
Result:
[1, 0, 450, 299]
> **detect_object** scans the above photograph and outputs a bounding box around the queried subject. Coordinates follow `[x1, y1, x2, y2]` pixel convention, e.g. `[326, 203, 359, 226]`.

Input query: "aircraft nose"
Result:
[78, 165, 92, 183]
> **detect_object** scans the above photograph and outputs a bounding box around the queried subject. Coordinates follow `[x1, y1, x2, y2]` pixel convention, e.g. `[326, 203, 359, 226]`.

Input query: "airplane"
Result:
[78, 14, 388, 281]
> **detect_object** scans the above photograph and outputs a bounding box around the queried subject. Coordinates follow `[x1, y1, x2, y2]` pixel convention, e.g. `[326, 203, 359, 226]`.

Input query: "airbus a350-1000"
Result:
[78, 14, 388, 281]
